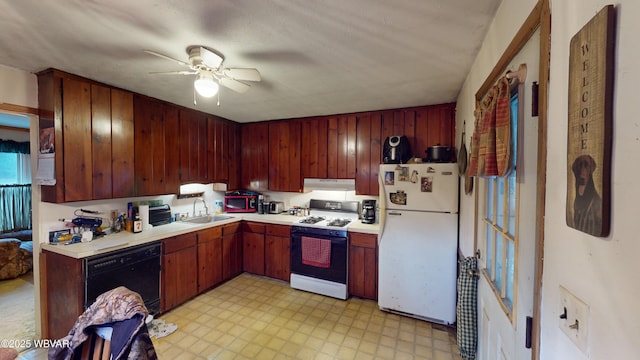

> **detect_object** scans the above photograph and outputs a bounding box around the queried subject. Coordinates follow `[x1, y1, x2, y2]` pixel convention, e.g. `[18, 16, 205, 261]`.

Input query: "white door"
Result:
[477, 29, 540, 360]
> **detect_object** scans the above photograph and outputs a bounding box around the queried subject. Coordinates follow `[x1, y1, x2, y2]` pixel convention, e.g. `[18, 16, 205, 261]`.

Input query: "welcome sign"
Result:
[566, 5, 615, 237]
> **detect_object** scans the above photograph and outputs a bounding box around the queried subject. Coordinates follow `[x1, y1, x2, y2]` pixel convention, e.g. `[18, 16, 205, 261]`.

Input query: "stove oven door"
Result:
[290, 231, 348, 284]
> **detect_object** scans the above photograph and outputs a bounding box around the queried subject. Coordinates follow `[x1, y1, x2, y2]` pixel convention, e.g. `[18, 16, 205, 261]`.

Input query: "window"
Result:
[0, 152, 31, 185]
[481, 87, 520, 317]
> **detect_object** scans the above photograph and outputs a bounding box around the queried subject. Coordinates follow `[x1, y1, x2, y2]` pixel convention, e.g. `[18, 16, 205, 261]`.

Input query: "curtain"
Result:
[468, 76, 512, 177]
[0, 139, 30, 154]
[17, 153, 32, 184]
[0, 185, 31, 232]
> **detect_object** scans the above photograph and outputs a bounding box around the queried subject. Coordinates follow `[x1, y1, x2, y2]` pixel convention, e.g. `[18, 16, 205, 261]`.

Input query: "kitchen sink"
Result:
[183, 215, 234, 224]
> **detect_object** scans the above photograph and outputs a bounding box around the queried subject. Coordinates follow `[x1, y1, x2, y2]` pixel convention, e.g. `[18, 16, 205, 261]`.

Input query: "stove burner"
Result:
[325, 218, 353, 227]
[298, 216, 325, 224]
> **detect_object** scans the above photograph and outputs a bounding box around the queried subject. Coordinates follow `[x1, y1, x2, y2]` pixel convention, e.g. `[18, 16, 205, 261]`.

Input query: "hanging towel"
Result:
[478, 88, 498, 176]
[301, 236, 331, 268]
[457, 256, 479, 360]
[494, 76, 512, 177]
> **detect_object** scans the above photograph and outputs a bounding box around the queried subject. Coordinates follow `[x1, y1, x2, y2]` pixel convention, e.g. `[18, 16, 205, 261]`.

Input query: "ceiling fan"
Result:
[144, 46, 261, 101]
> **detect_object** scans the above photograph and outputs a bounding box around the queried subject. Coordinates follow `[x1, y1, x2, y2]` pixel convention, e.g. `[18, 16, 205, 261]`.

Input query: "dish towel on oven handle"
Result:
[301, 236, 331, 268]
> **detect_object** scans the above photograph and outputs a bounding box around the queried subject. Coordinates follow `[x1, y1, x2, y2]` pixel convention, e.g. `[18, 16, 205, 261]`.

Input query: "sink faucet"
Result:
[193, 198, 209, 217]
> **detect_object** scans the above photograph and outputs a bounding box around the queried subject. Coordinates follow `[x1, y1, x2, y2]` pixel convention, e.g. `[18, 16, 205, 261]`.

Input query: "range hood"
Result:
[303, 178, 355, 191]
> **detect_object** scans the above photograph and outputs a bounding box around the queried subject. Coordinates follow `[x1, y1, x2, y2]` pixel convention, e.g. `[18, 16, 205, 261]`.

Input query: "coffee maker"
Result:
[361, 200, 376, 224]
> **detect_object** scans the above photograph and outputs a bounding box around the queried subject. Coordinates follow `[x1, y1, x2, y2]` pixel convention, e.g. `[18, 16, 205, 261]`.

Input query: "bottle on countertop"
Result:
[133, 214, 143, 233]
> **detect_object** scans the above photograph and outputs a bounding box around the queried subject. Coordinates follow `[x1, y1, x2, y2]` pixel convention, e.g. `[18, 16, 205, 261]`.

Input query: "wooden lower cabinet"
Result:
[242, 221, 266, 275]
[348, 232, 378, 300]
[222, 222, 243, 280]
[197, 226, 223, 293]
[265, 224, 291, 281]
[40, 250, 84, 340]
[162, 233, 198, 312]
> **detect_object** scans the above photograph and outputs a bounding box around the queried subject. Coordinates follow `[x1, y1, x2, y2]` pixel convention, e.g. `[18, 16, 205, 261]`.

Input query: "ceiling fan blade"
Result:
[219, 77, 251, 93]
[149, 70, 198, 75]
[198, 46, 224, 69]
[144, 50, 190, 67]
[223, 68, 261, 82]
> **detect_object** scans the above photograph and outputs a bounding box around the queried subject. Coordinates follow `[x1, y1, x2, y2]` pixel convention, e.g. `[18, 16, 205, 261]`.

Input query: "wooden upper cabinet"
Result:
[62, 77, 93, 202]
[93, 86, 135, 199]
[163, 104, 180, 195]
[301, 117, 328, 179]
[240, 122, 269, 191]
[179, 109, 208, 183]
[327, 115, 357, 179]
[415, 104, 456, 156]
[134, 95, 167, 196]
[227, 122, 241, 190]
[38, 69, 135, 202]
[207, 116, 228, 183]
[378, 104, 455, 160]
[110, 89, 135, 198]
[356, 113, 382, 196]
[268, 120, 302, 192]
[91, 84, 112, 200]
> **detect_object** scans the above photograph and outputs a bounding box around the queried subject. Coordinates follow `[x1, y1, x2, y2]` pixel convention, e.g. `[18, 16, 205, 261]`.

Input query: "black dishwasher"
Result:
[84, 242, 161, 315]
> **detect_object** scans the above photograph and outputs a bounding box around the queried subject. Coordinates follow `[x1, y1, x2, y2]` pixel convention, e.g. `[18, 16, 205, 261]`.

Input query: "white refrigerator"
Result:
[378, 163, 459, 325]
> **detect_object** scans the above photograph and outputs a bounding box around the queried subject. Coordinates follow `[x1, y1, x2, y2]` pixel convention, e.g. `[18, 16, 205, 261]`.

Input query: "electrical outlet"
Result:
[559, 285, 589, 352]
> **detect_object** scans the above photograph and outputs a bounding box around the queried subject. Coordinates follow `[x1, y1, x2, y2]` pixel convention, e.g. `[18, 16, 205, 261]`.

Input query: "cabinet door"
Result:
[355, 113, 382, 196]
[222, 223, 242, 280]
[179, 109, 208, 182]
[91, 84, 112, 200]
[301, 117, 328, 179]
[415, 103, 456, 154]
[240, 122, 269, 191]
[227, 122, 241, 190]
[134, 95, 166, 196]
[162, 234, 198, 312]
[222, 232, 242, 280]
[198, 227, 223, 293]
[63, 77, 93, 201]
[268, 120, 302, 192]
[243, 232, 265, 275]
[110, 89, 135, 198]
[265, 235, 291, 281]
[265, 224, 291, 281]
[207, 116, 228, 183]
[348, 233, 378, 300]
[163, 104, 181, 195]
[327, 115, 356, 179]
[41, 251, 84, 339]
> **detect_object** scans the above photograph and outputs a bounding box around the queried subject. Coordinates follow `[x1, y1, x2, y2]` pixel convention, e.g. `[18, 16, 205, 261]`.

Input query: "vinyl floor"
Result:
[19, 273, 461, 359]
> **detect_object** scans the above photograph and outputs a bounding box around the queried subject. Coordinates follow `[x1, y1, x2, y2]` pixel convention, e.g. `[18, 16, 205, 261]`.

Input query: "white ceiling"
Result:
[0, 0, 501, 123]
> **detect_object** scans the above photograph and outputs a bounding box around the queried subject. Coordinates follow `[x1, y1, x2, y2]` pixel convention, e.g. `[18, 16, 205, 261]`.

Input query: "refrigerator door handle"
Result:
[378, 171, 387, 246]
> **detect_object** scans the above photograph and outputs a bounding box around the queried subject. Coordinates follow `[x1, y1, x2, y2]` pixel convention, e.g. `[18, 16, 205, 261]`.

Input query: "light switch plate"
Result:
[559, 285, 589, 352]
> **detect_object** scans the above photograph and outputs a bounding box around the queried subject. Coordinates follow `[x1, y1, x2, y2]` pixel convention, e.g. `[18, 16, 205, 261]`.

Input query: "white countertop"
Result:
[40, 213, 381, 259]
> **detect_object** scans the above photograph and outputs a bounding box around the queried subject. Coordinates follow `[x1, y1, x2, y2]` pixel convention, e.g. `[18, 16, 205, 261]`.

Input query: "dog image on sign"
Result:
[570, 154, 602, 235]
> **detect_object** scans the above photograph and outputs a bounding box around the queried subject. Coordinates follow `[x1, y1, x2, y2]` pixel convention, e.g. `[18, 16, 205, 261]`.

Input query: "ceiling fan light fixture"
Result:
[194, 72, 219, 97]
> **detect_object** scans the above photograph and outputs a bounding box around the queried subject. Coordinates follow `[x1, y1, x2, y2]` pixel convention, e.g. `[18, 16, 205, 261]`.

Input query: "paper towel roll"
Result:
[139, 205, 150, 231]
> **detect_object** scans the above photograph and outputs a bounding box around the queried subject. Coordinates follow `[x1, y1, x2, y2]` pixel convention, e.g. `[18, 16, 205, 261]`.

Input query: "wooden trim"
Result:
[0, 124, 29, 132]
[39, 252, 49, 339]
[532, 1, 550, 359]
[0, 103, 39, 116]
[475, 1, 543, 101]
